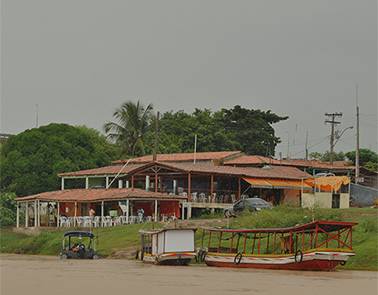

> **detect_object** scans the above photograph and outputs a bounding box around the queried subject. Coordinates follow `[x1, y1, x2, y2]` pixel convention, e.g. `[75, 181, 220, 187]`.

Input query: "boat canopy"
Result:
[139, 228, 197, 235]
[63, 231, 95, 238]
[202, 220, 357, 234]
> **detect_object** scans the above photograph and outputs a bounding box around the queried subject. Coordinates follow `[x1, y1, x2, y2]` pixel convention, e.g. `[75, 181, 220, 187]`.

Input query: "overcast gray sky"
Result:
[1, 0, 377, 158]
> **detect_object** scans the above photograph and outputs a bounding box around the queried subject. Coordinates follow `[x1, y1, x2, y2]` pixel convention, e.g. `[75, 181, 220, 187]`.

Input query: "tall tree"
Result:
[144, 105, 287, 156]
[104, 100, 153, 156]
[0, 124, 119, 196]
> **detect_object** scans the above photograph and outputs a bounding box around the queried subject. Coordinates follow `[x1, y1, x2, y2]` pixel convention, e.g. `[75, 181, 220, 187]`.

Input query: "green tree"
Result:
[0, 192, 17, 226]
[104, 100, 153, 156]
[345, 149, 378, 171]
[145, 106, 287, 156]
[0, 124, 119, 196]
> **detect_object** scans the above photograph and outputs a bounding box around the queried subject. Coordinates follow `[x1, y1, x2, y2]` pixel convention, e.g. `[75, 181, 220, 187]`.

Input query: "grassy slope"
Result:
[1, 208, 377, 270]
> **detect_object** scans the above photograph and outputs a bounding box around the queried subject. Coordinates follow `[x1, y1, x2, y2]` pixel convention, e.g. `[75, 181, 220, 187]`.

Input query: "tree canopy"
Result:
[144, 105, 288, 156]
[345, 149, 378, 171]
[0, 124, 120, 196]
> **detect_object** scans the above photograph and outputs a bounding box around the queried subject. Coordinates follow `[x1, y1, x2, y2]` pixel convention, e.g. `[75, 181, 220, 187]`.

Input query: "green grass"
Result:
[1, 208, 377, 270]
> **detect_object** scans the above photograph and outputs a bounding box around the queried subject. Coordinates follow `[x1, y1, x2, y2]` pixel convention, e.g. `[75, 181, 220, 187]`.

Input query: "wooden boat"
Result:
[138, 228, 197, 265]
[199, 220, 357, 271]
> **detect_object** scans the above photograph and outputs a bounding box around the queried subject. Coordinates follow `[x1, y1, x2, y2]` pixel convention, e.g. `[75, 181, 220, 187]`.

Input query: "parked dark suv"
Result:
[224, 197, 272, 217]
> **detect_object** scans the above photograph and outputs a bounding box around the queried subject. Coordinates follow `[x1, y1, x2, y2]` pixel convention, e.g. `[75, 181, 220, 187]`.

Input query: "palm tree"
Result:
[104, 100, 153, 156]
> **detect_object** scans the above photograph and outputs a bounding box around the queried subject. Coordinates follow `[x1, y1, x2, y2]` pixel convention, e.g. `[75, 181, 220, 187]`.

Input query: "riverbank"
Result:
[1, 207, 377, 270]
[1, 254, 377, 295]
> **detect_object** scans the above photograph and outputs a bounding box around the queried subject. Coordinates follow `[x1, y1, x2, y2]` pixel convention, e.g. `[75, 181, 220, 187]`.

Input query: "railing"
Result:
[58, 215, 178, 228]
[164, 187, 237, 204]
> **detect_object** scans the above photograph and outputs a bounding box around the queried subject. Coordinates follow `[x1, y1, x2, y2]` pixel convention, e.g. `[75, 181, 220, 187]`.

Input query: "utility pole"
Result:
[153, 111, 159, 162]
[325, 112, 343, 164]
[355, 84, 360, 184]
[305, 129, 309, 160]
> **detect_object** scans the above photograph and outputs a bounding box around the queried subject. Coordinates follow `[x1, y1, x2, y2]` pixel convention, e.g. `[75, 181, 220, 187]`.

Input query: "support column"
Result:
[126, 180, 130, 188]
[61, 177, 65, 190]
[210, 175, 214, 195]
[85, 177, 89, 189]
[34, 200, 38, 227]
[126, 200, 129, 224]
[16, 203, 20, 228]
[131, 176, 134, 189]
[105, 176, 109, 189]
[187, 203, 192, 219]
[173, 179, 177, 195]
[25, 202, 29, 227]
[154, 200, 158, 222]
[74, 202, 77, 227]
[188, 173, 191, 200]
[101, 201, 104, 227]
[37, 200, 41, 227]
[118, 179, 123, 188]
[154, 172, 158, 193]
[181, 202, 185, 220]
[57, 202, 60, 227]
[145, 175, 150, 191]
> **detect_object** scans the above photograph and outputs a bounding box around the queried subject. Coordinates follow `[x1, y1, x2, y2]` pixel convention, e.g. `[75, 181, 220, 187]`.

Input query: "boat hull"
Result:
[143, 252, 196, 265]
[205, 251, 354, 271]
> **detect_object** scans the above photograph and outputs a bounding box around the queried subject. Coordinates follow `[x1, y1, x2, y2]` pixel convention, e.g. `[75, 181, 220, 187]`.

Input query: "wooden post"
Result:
[126, 200, 129, 224]
[131, 176, 134, 189]
[105, 176, 109, 189]
[101, 201, 104, 227]
[74, 202, 77, 227]
[34, 200, 38, 227]
[57, 202, 60, 227]
[181, 202, 185, 220]
[188, 173, 191, 200]
[126, 180, 129, 188]
[37, 200, 40, 227]
[155, 172, 158, 193]
[16, 203, 20, 228]
[154, 200, 158, 222]
[85, 177, 89, 189]
[145, 175, 150, 191]
[61, 177, 65, 190]
[187, 203, 192, 219]
[237, 177, 241, 200]
[118, 179, 123, 188]
[25, 202, 29, 227]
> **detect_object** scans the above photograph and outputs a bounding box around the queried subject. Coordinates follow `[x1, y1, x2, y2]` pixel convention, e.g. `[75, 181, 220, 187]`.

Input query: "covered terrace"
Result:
[15, 188, 187, 228]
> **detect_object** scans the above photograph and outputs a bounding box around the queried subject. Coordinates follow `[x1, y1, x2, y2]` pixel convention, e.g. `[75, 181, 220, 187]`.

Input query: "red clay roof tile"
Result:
[16, 188, 186, 202]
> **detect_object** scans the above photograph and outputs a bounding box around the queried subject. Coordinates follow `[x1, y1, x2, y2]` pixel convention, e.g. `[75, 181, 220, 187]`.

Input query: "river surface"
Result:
[1, 254, 377, 295]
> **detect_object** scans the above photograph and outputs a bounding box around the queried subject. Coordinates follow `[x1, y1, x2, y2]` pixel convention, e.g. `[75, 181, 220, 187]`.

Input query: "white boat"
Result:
[138, 228, 197, 265]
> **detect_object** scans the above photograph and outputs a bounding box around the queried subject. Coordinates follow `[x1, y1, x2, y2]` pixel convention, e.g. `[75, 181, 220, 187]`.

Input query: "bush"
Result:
[0, 192, 16, 226]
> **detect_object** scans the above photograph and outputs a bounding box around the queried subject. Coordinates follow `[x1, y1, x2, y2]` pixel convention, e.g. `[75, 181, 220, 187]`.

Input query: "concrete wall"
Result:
[350, 184, 378, 207]
[340, 193, 350, 208]
[301, 192, 350, 209]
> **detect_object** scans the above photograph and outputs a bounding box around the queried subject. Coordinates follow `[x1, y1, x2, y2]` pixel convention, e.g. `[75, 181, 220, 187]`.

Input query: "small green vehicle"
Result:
[60, 231, 98, 259]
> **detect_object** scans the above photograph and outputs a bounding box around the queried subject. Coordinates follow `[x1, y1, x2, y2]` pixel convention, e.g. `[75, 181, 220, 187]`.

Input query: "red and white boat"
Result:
[199, 220, 357, 271]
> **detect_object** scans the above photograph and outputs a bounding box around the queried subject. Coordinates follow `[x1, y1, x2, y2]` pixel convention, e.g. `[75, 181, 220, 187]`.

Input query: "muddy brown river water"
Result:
[1, 254, 377, 295]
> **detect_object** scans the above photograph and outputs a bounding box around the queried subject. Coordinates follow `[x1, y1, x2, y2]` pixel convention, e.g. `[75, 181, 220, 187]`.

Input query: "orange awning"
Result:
[243, 178, 312, 190]
[305, 176, 350, 192]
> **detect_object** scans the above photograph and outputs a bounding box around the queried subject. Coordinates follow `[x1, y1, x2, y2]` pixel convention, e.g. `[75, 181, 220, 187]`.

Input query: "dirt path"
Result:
[1, 254, 377, 295]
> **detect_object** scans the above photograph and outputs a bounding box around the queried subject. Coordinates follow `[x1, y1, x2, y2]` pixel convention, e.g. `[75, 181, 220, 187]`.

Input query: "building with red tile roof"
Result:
[112, 151, 242, 165]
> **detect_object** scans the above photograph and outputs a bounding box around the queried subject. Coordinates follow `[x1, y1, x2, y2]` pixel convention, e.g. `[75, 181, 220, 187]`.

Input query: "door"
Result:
[332, 194, 340, 208]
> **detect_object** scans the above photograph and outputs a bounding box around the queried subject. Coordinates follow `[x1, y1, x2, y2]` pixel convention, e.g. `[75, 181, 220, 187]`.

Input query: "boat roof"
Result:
[63, 231, 95, 238]
[139, 228, 197, 235]
[202, 220, 357, 234]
